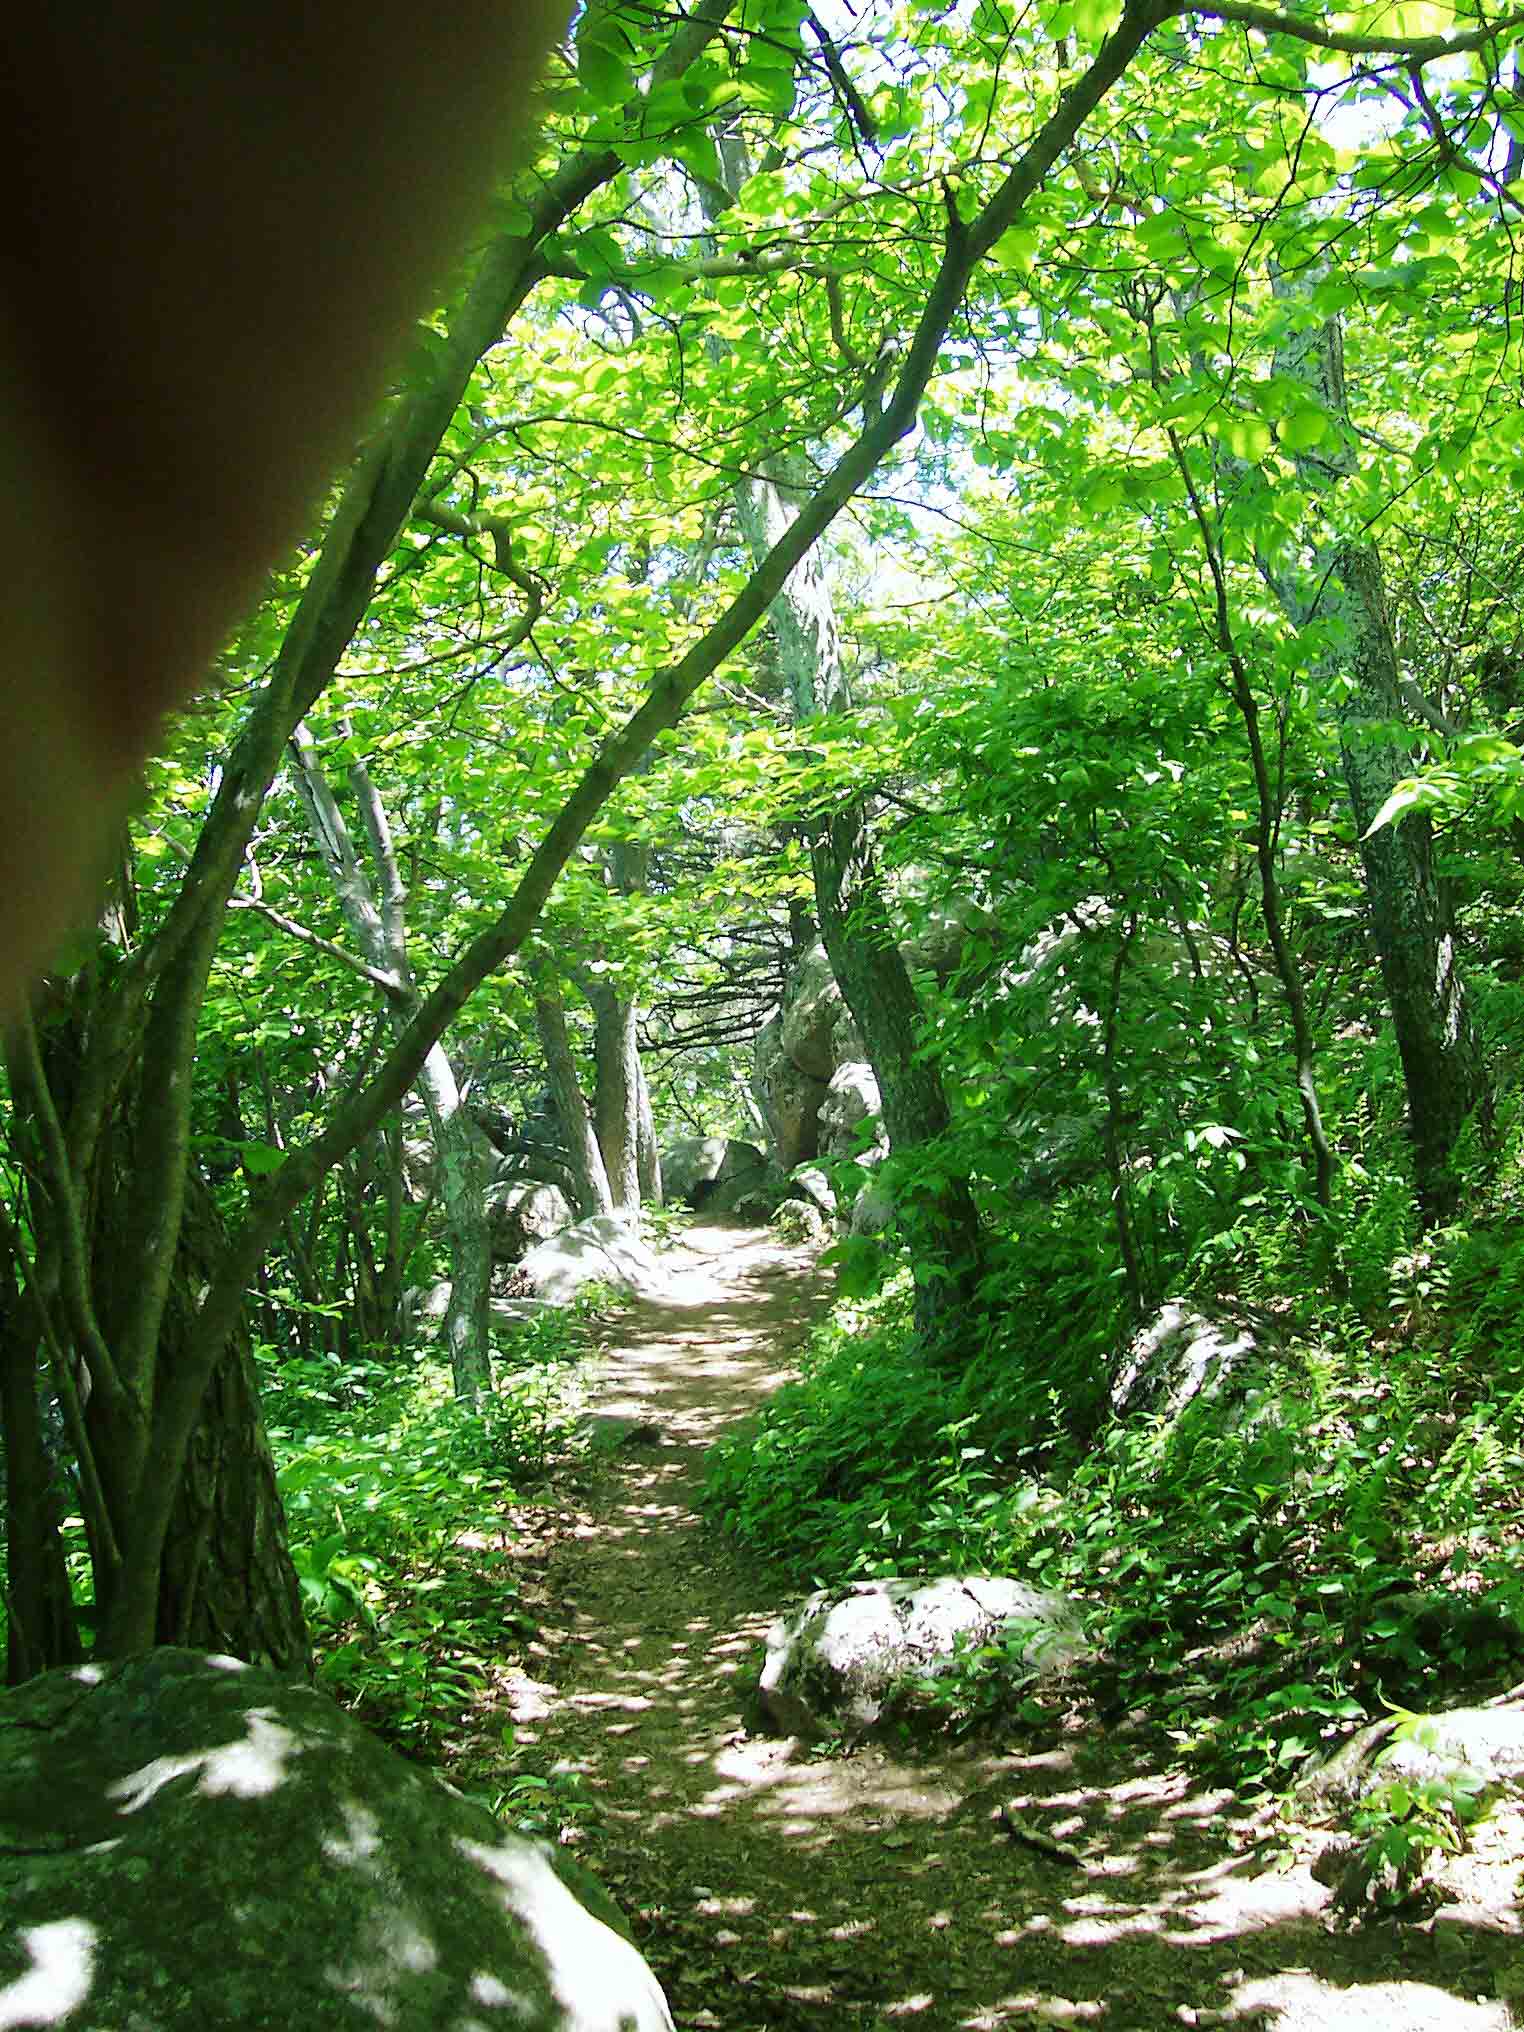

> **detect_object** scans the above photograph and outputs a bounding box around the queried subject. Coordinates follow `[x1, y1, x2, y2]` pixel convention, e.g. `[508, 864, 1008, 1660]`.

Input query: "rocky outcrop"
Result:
[0, 1648, 672, 2032]
[819, 1062, 886, 1165]
[759, 1576, 1091, 1739]
[779, 943, 861, 1080]
[753, 946, 883, 1176]
[1109, 1302, 1268, 1425]
[661, 1136, 768, 1211]
[486, 1180, 573, 1263]
[520, 1214, 667, 1304]
[752, 1016, 829, 1171]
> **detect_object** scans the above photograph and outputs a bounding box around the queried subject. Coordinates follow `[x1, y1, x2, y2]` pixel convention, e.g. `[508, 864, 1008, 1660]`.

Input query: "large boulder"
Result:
[900, 890, 1000, 982]
[759, 1576, 1090, 1739]
[790, 1167, 836, 1218]
[751, 1016, 827, 1171]
[849, 1178, 896, 1237]
[819, 1062, 885, 1164]
[660, 1135, 731, 1205]
[660, 1136, 768, 1211]
[520, 1215, 666, 1305]
[486, 1180, 574, 1263]
[0, 1649, 671, 2031]
[404, 1281, 554, 1347]
[779, 942, 848, 1081]
[1300, 1702, 1524, 1819]
[772, 1197, 831, 1244]
[703, 1166, 787, 1219]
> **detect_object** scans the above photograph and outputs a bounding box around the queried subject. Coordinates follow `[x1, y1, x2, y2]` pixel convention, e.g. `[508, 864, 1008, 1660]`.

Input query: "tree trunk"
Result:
[1325, 543, 1489, 1220]
[105, 1168, 308, 1670]
[291, 727, 493, 1395]
[0, 1258, 82, 1684]
[813, 805, 986, 1348]
[4, 981, 307, 1675]
[425, 1070, 492, 1398]
[532, 981, 614, 1218]
[1269, 296, 1491, 1220]
[727, 417, 987, 1345]
[1100, 922, 1147, 1322]
[635, 1054, 663, 1206]
[586, 978, 641, 1210]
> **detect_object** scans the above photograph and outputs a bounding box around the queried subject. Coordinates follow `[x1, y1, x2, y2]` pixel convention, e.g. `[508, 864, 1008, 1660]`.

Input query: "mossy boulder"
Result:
[0, 1649, 671, 2030]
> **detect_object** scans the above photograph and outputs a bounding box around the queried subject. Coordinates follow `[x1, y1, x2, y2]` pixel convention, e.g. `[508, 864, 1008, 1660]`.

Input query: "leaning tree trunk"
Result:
[729, 413, 987, 1343]
[1270, 294, 1491, 1220]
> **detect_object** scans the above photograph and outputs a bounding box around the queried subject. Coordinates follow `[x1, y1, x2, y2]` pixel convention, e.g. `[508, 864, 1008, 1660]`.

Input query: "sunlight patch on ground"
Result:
[961, 1996, 1103, 2027]
[1232, 1972, 1511, 2029]
[0, 1920, 95, 2030]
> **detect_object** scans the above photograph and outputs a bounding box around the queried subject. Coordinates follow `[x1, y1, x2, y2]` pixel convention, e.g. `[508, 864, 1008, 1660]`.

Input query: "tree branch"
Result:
[227, 895, 405, 997]
[1194, 1, 1524, 60]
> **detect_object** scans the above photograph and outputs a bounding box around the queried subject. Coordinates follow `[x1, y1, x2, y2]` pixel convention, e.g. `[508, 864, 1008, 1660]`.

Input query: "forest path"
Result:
[507, 1222, 1519, 2031]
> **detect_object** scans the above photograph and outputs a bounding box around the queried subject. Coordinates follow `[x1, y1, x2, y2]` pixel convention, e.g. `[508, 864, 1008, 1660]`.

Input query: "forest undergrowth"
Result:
[261, 1300, 598, 1757]
[708, 1159, 1524, 1804]
[278, 1169, 1524, 1891]
[284, 1221, 1524, 2027]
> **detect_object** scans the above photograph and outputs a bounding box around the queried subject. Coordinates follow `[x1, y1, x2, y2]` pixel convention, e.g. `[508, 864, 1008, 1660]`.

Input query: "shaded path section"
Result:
[506, 1224, 1520, 2031]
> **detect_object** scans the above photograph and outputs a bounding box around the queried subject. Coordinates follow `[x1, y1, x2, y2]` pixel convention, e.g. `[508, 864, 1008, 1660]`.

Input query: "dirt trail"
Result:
[506, 1224, 1521, 2031]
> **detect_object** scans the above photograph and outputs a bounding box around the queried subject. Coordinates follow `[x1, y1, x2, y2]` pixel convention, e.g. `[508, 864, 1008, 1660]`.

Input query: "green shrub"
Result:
[264, 1325, 589, 1751]
[706, 1225, 1524, 1794]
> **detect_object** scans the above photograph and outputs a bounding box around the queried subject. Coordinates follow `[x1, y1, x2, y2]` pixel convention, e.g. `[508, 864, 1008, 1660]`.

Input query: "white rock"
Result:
[760, 1576, 1090, 1738]
[520, 1215, 666, 1305]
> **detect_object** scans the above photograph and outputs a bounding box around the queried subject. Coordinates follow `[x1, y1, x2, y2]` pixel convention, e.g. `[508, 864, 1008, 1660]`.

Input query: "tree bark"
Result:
[813, 807, 987, 1348]
[154, 1174, 309, 1670]
[1269, 298, 1491, 1219]
[291, 725, 492, 1397]
[1100, 922, 1147, 1321]
[635, 1053, 663, 1206]
[0, 1255, 82, 1684]
[586, 977, 641, 1210]
[532, 979, 614, 1218]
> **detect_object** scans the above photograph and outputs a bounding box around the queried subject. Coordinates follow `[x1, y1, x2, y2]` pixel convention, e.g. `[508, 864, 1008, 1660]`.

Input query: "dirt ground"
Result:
[493, 1223, 1524, 2031]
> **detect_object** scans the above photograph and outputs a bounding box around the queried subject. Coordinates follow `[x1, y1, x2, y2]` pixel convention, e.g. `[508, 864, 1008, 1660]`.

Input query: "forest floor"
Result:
[484, 1222, 1524, 2031]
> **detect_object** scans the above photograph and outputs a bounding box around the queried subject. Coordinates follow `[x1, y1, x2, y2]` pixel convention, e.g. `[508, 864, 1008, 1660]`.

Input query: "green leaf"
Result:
[1211, 412, 1273, 463]
[1276, 405, 1328, 452]
[993, 226, 1039, 274]
[576, 20, 633, 107]
[1363, 778, 1440, 837]
[241, 1142, 288, 1177]
[1072, 0, 1121, 38]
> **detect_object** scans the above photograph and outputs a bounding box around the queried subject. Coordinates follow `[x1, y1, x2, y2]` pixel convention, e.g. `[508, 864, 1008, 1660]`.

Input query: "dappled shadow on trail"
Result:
[505, 1223, 1521, 2032]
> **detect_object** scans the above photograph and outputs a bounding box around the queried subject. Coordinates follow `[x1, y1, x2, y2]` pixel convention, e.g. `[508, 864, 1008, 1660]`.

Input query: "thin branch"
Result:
[1195, 1, 1524, 59]
[227, 895, 405, 997]
[0, 1193, 122, 1574]
[4, 1010, 131, 1413]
